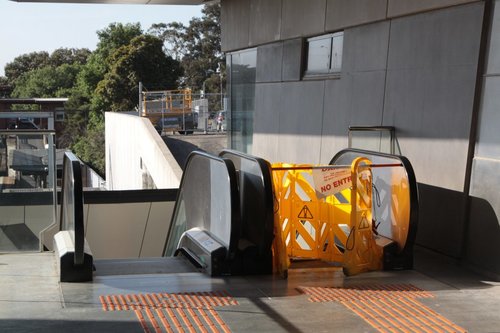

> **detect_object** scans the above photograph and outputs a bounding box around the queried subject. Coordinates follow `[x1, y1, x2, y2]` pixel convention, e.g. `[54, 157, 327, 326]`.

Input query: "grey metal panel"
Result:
[282, 39, 303, 82]
[383, 67, 474, 191]
[343, 21, 390, 73]
[383, 4, 483, 191]
[252, 83, 282, 162]
[281, 0, 327, 39]
[387, 0, 480, 18]
[249, 0, 282, 46]
[326, 0, 388, 31]
[221, 0, 250, 52]
[467, 157, 500, 274]
[257, 43, 283, 83]
[474, 77, 500, 159]
[320, 71, 386, 162]
[388, 3, 483, 71]
[320, 78, 350, 162]
[276, 81, 325, 164]
[486, 0, 500, 74]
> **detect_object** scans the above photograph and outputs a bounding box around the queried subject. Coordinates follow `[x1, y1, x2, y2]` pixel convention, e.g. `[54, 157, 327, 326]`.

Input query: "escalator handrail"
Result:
[219, 149, 275, 255]
[59, 152, 84, 266]
[330, 148, 419, 255]
[163, 150, 241, 261]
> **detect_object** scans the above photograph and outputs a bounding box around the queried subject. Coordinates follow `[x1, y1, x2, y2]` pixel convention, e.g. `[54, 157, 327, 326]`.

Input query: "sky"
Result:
[0, 1, 203, 76]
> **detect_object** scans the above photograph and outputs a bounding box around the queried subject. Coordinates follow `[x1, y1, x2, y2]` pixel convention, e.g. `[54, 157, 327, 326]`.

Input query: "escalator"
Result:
[55, 148, 419, 282]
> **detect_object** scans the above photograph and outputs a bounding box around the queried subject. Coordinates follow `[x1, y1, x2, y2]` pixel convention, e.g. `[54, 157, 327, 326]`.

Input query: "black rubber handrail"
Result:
[59, 152, 84, 266]
[219, 149, 275, 257]
[163, 151, 241, 260]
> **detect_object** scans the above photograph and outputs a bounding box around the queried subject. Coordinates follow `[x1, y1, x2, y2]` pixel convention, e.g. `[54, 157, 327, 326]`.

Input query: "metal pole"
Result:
[138, 81, 143, 116]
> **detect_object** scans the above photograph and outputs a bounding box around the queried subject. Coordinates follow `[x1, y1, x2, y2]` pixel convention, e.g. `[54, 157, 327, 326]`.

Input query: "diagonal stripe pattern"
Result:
[298, 284, 467, 333]
[100, 291, 237, 333]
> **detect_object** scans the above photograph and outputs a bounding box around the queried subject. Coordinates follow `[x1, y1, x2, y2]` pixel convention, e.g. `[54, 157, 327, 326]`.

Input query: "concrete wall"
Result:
[105, 112, 182, 190]
[84, 201, 175, 259]
[224, 0, 498, 274]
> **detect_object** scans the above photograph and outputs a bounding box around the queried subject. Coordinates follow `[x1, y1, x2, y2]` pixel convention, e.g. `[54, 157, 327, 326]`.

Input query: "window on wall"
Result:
[305, 32, 343, 76]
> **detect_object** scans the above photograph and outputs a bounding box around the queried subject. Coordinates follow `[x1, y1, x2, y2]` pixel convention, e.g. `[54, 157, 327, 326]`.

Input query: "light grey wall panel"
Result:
[221, 0, 250, 52]
[388, 0, 479, 18]
[249, 0, 282, 46]
[253, 83, 282, 162]
[383, 4, 483, 191]
[467, 158, 500, 276]
[282, 0, 327, 39]
[486, 0, 500, 74]
[276, 81, 325, 164]
[140, 201, 175, 257]
[343, 21, 390, 73]
[388, 3, 483, 70]
[282, 39, 303, 81]
[320, 78, 350, 161]
[326, 0, 388, 31]
[472, 77, 500, 159]
[257, 43, 283, 83]
[320, 71, 387, 162]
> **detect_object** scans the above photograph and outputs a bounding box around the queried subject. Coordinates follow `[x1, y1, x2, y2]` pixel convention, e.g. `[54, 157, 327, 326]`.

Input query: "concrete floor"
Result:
[0, 248, 499, 333]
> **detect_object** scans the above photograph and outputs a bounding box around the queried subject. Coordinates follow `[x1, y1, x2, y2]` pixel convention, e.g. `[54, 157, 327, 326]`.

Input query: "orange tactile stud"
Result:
[100, 291, 238, 333]
[298, 284, 467, 333]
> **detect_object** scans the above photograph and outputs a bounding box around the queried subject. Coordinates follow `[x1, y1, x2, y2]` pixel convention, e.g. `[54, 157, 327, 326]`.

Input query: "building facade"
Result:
[222, 0, 500, 278]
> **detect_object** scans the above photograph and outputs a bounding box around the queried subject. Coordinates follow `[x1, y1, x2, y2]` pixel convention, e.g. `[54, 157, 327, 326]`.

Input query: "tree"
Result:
[148, 4, 223, 92]
[49, 48, 91, 67]
[94, 34, 182, 111]
[4, 51, 49, 83]
[0, 76, 11, 98]
[71, 23, 183, 175]
[11, 63, 82, 98]
[76, 23, 144, 108]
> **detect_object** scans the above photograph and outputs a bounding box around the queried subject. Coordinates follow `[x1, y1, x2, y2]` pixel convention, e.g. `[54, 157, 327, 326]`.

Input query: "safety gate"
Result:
[271, 151, 417, 277]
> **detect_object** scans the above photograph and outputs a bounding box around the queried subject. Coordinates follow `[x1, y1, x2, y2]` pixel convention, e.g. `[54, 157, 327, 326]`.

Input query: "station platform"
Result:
[0, 247, 498, 332]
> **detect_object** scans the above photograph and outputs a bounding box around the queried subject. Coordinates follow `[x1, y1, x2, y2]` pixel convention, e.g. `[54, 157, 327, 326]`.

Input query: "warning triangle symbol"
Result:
[358, 217, 370, 229]
[298, 205, 314, 219]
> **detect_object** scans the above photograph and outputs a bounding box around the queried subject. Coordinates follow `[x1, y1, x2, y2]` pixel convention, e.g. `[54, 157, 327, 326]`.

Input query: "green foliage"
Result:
[71, 119, 105, 176]
[148, 3, 223, 92]
[4, 51, 50, 83]
[0, 76, 11, 98]
[95, 34, 182, 111]
[49, 48, 91, 67]
[11, 63, 83, 98]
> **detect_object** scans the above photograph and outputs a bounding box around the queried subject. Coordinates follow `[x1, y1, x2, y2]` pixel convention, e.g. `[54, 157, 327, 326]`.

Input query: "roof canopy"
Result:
[11, 0, 212, 4]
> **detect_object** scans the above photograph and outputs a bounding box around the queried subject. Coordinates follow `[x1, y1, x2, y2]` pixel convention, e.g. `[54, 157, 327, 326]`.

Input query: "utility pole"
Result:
[138, 82, 143, 115]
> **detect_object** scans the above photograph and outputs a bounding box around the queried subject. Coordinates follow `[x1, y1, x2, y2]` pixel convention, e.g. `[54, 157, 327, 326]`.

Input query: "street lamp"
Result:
[216, 63, 223, 110]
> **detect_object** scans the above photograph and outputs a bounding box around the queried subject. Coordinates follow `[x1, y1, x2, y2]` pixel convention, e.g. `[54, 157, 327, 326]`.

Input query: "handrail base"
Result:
[54, 231, 93, 282]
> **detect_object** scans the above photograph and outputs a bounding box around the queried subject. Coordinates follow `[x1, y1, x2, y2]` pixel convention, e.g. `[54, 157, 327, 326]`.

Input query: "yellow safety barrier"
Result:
[343, 157, 382, 276]
[271, 157, 384, 277]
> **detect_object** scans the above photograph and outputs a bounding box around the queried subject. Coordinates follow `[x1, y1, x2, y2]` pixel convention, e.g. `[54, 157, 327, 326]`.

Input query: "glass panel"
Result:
[229, 49, 257, 154]
[349, 128, 399, 155]
[0, 132, 57, 252]
[165, 153, 233, 256]
[307, 36, 331, 73]
[330, 33, 343, 72]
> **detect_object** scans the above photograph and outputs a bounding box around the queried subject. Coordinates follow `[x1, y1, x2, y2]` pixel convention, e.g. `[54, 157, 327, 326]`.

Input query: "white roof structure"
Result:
[10, 0, 213, 4]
